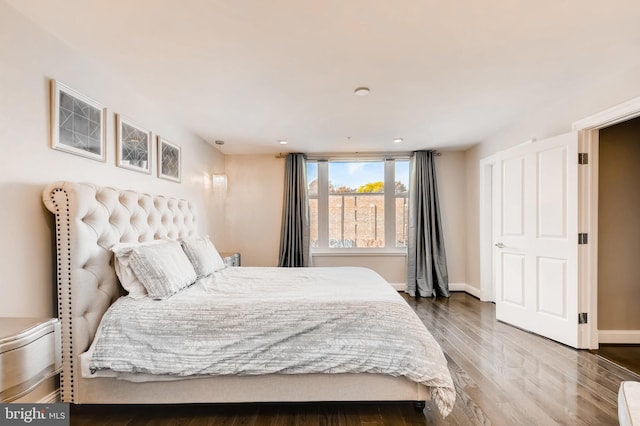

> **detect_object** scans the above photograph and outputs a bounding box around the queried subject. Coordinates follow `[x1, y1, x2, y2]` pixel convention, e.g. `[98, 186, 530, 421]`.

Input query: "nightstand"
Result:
[220, 252, 241, 267]
[0, 317, 61, 402]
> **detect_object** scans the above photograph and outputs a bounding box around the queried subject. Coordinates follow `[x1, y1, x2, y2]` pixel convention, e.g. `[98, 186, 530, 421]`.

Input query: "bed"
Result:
[42, 181, 455, 417]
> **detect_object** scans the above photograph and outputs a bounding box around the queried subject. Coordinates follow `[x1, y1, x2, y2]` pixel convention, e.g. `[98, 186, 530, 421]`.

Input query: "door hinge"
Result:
[578, 153, 589, 165]
[578, 233, 588, 244]
[578, 312, 588, 324]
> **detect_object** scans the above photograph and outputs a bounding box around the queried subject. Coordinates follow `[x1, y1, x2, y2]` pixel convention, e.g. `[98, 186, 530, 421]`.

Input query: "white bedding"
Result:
[88, 266, 455, 415]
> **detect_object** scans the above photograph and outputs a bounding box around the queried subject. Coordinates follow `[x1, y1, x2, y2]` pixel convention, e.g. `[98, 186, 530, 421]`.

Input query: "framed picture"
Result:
[157, 136, 181, 182]
[116, 114, 152, 174]
[51, 80, 106, 161]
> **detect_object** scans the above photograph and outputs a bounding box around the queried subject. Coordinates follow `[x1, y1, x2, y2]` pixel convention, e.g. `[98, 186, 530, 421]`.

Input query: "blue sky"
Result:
[307, 161, 409, 190]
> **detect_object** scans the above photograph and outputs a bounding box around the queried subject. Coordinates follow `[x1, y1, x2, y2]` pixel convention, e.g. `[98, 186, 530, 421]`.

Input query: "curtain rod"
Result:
[275, 151, 442, 160]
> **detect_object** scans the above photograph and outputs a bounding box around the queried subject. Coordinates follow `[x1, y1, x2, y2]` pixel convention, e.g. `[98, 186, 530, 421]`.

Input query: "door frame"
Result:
[479, 96, 640, 349]
[573, 96, 640, 349]
[479, 154, 497, 302]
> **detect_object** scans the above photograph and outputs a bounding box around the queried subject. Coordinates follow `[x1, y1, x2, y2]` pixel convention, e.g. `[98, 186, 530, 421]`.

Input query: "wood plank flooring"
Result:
[593, 345, 640, 376]
[69, 292, 640, 425]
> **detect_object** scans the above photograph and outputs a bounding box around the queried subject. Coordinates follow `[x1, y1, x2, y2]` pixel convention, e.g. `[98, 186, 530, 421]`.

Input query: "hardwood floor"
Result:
[69, 293, 639, 425]
[593, 345, 640, 376]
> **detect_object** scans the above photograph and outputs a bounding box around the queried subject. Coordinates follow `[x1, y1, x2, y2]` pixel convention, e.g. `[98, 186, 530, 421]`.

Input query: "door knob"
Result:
[495, 242, 504, 248]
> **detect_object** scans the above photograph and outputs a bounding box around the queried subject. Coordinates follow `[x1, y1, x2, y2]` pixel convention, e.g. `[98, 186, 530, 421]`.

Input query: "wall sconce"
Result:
[212, 174, 228, 198]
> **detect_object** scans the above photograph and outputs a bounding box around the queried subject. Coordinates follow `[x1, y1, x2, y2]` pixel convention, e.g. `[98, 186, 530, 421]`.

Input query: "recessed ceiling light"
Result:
[393, 138, 403, 144]
[279, 140, 288, 145]
[354, 87, 370, 96]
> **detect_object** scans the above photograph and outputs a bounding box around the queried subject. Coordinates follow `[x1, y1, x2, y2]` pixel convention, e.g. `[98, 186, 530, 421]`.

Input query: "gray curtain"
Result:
[407, 150, 449, 297]
[278, 153, 310, 267]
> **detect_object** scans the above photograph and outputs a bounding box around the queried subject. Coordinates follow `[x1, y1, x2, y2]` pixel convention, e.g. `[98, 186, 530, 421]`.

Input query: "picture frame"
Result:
[50, 80, 106, 161]
[116, 114, 152, 174]
[157, 136, 181, 182]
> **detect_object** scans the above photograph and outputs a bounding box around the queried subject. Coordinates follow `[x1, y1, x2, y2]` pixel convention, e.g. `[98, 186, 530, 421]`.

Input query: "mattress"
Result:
[86, 266, 455, 414]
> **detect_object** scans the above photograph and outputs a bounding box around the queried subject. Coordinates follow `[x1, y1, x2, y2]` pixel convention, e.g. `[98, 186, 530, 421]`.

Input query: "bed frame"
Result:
[42, 181, 429, 406]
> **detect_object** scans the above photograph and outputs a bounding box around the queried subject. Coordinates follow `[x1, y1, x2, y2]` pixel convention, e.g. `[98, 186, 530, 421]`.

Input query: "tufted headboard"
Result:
[42, 182, 198, 403]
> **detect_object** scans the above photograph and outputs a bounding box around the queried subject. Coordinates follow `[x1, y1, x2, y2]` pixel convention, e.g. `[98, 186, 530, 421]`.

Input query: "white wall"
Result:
[223, 155, 285, 266]
[312, 254, 407, 285]
[0, 1, 225, 318]
[464, 149, 483, 293]
[435, 151, 467, 286]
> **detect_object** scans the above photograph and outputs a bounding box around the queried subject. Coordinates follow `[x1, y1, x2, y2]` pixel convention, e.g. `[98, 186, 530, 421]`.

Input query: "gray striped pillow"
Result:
[181, 236, 226, 278]
[128, 240, 197, 299]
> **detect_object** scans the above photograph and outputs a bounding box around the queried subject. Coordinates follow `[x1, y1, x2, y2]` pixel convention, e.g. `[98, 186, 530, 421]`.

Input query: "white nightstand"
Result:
[220, 252, 241, 267]
[0, 317, 61, 402]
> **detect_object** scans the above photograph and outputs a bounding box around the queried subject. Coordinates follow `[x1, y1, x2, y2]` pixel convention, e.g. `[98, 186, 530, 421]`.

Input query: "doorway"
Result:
[596, 117, 640, 344]
[574, 96, 640, 349]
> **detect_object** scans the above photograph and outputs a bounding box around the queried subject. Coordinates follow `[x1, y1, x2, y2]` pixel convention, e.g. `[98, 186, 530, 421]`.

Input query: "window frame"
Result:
[308, 157, 409, 255]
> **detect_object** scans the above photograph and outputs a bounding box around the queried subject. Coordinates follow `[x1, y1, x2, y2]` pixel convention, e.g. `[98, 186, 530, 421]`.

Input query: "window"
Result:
[307, 158, 410, 252]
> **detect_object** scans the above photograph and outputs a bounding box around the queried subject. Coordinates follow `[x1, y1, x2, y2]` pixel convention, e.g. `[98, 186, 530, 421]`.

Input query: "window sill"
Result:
[311, 251, 407, 257]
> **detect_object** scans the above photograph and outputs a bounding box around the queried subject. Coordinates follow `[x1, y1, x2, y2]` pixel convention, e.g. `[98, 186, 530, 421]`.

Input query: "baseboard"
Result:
[392, 282, 481, 299]
[390, 282, 405, 291]
[449, 283, 481, 299]
[599, 330, 640, 344]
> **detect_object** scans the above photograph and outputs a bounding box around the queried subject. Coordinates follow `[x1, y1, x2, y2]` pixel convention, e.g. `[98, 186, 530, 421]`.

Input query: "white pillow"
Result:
[128, 240, 198, 299]
[180, 236, 226, 278]
[112, 240, 168, 299]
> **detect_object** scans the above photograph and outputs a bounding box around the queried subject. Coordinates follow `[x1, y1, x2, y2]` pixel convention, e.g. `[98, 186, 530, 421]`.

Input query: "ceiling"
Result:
[6, 0, 640, 154]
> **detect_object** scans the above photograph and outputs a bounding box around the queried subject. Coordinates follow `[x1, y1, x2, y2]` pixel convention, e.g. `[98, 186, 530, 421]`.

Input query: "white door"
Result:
[493, 132, 579, 348]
